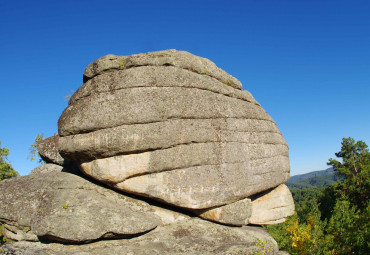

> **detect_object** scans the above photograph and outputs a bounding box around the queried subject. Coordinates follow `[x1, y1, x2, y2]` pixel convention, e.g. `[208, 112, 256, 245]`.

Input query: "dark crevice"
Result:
[37, 227, 156, 245]
[249, 187, 276, 201]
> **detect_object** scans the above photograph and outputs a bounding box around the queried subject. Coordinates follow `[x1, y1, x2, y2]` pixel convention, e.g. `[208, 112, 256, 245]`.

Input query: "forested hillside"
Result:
[266, 137, 369, 254]
[286, 167, 341, 189]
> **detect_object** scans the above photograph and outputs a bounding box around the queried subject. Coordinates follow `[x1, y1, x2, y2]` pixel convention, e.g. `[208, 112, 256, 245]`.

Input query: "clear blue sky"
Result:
[1, 0, 369, 176]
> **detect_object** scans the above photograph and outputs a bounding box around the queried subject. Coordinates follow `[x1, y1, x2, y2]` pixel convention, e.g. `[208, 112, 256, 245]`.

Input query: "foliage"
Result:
[327, 137, 370, 209]
[27, 134, 44, 164]
[253, 238, 273, 255]
[325, 198, 369, 254]
[0, 224, 14, 247]
[0, 224, 3, 246]
[267, 137, 369, 254]
[0, 141, 18, 181]
[64, 90, 75, 102]
[290, 187, 323, 217]
[266, 198, 331, 254]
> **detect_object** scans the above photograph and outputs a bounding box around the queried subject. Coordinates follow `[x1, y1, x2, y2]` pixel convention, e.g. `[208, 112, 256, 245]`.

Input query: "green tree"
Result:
[0, 141, 18, 181]
[320, 137, 370, 254]
[266, 197, 330, 255]
[27, 133, 44, 164]
[327, 137, 370, 209]
[325, 197, 369, 254]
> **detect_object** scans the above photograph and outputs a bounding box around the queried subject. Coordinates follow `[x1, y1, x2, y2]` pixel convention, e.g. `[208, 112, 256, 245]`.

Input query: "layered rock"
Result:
[58, 49, 291, 214]
[0, 164, 161, 243]
[38, 134, 72, 167]
[82, 49, 242, 89]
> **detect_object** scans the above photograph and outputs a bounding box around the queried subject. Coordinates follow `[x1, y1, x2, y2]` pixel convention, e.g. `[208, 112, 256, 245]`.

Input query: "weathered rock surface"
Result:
[1, 223, 38, 242]
[195, 198, 252, 226]
[73, 66, 255, 106]
[150, 205, 191, 225]
[38, 134, 72, 166]
[82, 49, 242, 89]
[79, 142, 288, 184]
[59, 86, 271, 137]
[249, 184, 295, 225]
[29, 163, 64, 175]
[59, 118, 286, 162]
[118, 158, 289, 209]
[0, 164, 161, 243]
[3, 218, 279, 255]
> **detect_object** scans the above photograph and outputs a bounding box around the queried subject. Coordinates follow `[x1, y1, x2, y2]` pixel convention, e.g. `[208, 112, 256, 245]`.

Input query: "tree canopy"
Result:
[327, 137, 370, 209]
[27, 133, 44, 164]
[0, 141, 18, 181]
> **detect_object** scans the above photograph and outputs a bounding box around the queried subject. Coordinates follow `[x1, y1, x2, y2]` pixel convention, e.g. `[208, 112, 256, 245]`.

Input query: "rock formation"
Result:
[0, 50, 294, 254]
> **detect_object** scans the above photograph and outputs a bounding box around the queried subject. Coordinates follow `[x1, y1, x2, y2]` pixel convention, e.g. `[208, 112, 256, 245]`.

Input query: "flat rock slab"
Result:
[117, 156, 290, 209]
[82, 49, 242, 90]
[59, 118, 287, 162]
[79, 142, 288, 184]
[3, 218, 280, 255]
[0, 164, 161, 243]
[249, 184, 295, 225]
[194, 184, 295, 226]
[38, 135, 72, 166]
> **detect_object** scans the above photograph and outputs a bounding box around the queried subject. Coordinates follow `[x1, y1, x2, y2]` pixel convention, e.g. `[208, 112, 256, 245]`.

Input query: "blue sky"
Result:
[1, 0, 369, 176]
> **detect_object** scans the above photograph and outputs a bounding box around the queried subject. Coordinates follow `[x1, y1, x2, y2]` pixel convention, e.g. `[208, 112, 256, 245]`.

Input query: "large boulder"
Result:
[57, 50, 290, 212]
[0, 164, 161, 243]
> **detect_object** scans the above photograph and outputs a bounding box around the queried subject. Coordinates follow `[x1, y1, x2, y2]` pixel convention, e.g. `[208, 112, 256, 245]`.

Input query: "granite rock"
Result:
[249, 184, 295, 225]
[0, 165, 161, 243]
[38, 135, 72, 166]
[195, 198, 252, 226]
[82, 49, 242, 89]
[2, 218, 279, 255]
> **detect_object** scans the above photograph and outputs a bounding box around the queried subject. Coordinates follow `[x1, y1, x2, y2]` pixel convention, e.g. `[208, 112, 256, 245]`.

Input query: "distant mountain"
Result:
[286, 167, 341, 189]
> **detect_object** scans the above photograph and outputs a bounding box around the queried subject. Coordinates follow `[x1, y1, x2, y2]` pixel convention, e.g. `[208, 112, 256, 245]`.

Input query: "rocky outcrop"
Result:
[0, 165, 161, 243]
[3, 219, 279, 255]
[1, 50, 294, 254]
